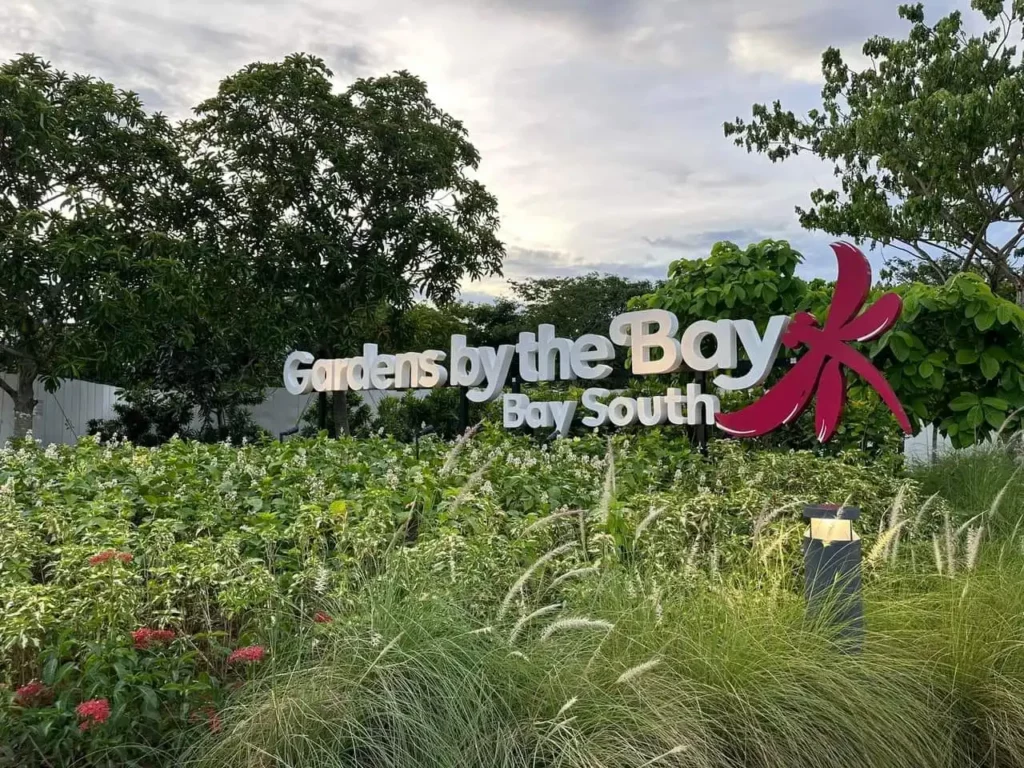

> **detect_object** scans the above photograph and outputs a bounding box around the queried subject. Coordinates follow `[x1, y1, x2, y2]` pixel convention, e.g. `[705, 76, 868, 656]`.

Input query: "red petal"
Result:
[814, 358, 846, 442]
[717, 352, 826, 438]
[824, 242, 871, 330]
[837, 292, 903, 342]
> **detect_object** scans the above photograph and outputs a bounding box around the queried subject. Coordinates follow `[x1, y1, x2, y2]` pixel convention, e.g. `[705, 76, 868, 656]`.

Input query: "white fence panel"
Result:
[0, 372, 963, 459]
[0, 375, 121, 446]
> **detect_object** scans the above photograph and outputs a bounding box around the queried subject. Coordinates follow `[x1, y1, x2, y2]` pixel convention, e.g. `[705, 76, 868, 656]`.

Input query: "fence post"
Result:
[803, 504, 864, 653]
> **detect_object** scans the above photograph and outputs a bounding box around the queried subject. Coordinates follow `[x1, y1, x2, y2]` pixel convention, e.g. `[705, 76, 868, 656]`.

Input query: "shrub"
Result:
[0, 430, 1002, 766]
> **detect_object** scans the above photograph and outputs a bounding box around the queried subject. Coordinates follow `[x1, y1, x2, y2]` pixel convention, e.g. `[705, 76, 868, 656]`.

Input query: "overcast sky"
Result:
[3, 0, 971, 301]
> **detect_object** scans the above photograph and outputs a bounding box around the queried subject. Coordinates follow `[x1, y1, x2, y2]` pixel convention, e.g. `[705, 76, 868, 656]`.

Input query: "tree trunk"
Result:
[333, 391, 350, 436]
[13, 367, 37, 440]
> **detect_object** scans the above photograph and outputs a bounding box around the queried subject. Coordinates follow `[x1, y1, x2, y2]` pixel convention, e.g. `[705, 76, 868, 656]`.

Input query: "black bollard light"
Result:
[803, 504, 864, 654]
[414, 425, 436, 461]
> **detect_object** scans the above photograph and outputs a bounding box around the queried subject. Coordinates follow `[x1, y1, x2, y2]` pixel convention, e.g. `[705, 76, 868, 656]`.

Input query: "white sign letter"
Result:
[284, 351, 314, 395]
[609, 310, 682, 375]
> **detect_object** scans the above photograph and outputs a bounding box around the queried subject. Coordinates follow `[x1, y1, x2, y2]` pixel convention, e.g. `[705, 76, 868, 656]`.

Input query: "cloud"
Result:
[643, 230, 763, 251]
[0, 0, 973, 299]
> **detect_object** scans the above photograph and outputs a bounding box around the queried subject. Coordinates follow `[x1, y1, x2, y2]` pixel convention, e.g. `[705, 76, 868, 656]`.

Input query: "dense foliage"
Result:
[0, 52, 506, 439]
[0, 430, 930, 765]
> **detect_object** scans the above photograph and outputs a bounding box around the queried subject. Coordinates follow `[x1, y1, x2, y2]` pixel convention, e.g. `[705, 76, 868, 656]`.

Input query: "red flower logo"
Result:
[76, 698, 111, 731]
[718, 242, 912, 442]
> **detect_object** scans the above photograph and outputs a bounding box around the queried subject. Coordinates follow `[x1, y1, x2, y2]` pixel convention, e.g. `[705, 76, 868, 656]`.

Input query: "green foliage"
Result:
[187, 53, 504, 363]
[88, 391, 270, 447]
[872, 273, 1024, 446]
[1, 429, 1021, 766]
[909, 440, 1024, 539]
[725, 2, 1024, 297]
[634, 239, 826, 324]
[0, 54, 195, 436]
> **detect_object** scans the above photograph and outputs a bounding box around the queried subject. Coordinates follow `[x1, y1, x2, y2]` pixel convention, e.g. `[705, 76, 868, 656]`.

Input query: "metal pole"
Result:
[458, 386, 469, 434]
[802, 504, 864, 653]
[695, 371, 708, 455]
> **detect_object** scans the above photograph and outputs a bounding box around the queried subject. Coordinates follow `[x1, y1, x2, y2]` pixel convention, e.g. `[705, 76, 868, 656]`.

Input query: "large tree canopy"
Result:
[184, 53, 504, 433]
[186, 53, 503, 352]
[725, 1, 1024, 301]
[0, 54, 195, 438]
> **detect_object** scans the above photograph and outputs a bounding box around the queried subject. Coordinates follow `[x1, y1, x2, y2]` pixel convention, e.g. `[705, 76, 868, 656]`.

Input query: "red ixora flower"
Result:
[313, 612, 333, 624]
[76, 698, 111, 731]
[190, 706, 222, 733]
[14, 680, 51, 707]
[132, 628, 176, 650]
[227, 645, 266, 665]
[88, 550, 133, 566]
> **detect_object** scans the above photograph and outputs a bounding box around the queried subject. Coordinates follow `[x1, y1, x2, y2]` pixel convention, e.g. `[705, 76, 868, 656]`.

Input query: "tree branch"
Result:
[0, 376, 16, 401]
[0, 345, 36, 362]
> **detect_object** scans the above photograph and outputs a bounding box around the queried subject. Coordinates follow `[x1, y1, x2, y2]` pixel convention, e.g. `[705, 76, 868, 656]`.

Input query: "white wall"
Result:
[0, 373, 959, 458]
[0, 375, 121, 446]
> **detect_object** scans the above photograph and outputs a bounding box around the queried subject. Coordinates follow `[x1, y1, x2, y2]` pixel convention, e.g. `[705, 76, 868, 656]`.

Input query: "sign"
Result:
[283, 243, 913, 442]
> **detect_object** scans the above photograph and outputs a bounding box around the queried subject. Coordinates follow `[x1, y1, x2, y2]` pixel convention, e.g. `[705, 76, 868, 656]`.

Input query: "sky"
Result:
[2, 0, 971, 302]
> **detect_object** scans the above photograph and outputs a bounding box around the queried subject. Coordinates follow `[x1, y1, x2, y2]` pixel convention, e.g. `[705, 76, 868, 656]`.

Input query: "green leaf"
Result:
[955, 348, 979, 365]
[985, 408, 1005, 429]
[890, 334, 911, 361]
[975, 311, 996, 331]
[980, 353, 1000, 380]
[997, 304, 1014, 325]
[967, 405, 985, 428]
[982, 397, 1009, 411]
[918, 361, 934, 378]
[949, 393, 980, 412]
[140, 685, 160, 711]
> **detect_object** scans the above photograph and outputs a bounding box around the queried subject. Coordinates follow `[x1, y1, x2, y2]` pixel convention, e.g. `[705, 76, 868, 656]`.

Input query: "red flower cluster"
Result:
[313, 611, 333, 624]
[14, 680, 51, 707]
[132, 627, 176, 650]
[227, 645, 266, 665]
[190, 706, 222, 733]
[88, 550, 133, 566]
[76, 698, 111, 731]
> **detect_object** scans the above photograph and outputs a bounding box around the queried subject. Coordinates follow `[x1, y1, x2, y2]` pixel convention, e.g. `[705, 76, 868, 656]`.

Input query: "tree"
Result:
[511, 273, 656, 339]
[0, 54, 193, 438]
[186, 54, 504, 434]
[725, 2, 1024, 302]
[871, 273, 1024, 447]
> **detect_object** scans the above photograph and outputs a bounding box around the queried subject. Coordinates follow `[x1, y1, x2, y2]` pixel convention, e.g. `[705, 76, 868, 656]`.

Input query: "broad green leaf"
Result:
[980, 353, 1000, 380]
[967, 405, 985, 428]
[975, 311, 996, 331]
[949, 393, 979, 412]
[890, 334, 911, 361]
[985, 408, 1005, 429]
[955, 348, 979, 365]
